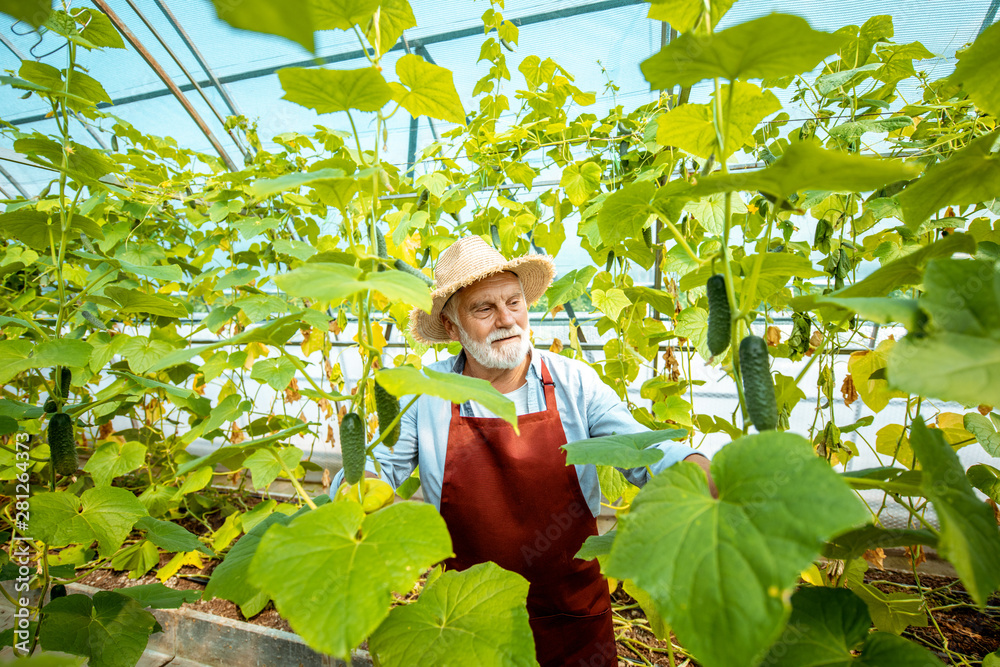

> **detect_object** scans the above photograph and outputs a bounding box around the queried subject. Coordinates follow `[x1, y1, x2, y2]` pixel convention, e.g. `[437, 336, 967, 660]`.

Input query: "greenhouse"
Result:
[1, 0, 1000, 665]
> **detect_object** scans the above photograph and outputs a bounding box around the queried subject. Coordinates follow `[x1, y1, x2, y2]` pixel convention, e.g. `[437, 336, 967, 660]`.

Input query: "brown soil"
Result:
[865, 569, 1000, 663]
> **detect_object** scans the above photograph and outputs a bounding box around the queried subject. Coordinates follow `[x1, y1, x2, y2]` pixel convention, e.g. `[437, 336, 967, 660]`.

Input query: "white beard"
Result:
[458, 323, 531, 370]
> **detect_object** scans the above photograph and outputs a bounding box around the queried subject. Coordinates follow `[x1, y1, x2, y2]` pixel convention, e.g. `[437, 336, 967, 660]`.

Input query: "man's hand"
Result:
[683, 453, 718, 499]
[333, 477, 395, 513]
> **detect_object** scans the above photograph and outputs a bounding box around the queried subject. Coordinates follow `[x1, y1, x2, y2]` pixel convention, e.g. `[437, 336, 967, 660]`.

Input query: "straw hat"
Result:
[410, 235, 556, 345]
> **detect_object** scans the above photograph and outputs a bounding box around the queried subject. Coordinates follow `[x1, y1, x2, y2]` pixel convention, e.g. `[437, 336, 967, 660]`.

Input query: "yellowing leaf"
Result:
[560, 161, 602, 206]
[847, 339, 907, 413]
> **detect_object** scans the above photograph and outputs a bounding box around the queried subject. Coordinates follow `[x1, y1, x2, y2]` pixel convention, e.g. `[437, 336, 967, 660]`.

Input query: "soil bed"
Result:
[74, 507, 1000, 666]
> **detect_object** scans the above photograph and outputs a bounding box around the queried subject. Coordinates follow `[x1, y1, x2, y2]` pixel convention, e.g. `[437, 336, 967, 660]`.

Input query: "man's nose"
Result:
[496, 305, 516, 328]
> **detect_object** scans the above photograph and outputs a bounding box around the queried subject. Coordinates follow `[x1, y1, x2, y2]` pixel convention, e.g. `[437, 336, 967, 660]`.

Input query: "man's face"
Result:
[442, 272, 531, 370]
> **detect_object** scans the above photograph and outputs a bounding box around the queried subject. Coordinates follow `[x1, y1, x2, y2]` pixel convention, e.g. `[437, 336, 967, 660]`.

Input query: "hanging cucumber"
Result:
[393, 259, 433, 286]
[605, 250, 615, 272]
[418, 247, 431, 268]
[376, 233, 388, 272]
[706, 274, 731, 356]
[374, 381, 400, 449]
[739, 335, 778, 432]
[48, 412, 78, 476]
[490, 224, 502, 249]
[340, 413, 366, 485]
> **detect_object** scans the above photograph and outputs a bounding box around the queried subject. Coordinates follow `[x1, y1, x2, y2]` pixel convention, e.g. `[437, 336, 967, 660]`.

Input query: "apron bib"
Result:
[439, 359, 617, 667]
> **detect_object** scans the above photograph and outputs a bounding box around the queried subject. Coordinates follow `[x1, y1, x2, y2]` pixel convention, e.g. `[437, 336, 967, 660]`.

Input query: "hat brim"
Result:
[409, 254, 556, 345]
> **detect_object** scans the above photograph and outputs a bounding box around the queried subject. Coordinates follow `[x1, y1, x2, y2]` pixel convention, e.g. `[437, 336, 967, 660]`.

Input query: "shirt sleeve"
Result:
[584, 367, 696, 487]
[329, 395, 420, 496]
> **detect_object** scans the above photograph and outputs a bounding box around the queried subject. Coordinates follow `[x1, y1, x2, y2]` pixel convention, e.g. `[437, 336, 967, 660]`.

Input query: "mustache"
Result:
[486, 325, 524, 343]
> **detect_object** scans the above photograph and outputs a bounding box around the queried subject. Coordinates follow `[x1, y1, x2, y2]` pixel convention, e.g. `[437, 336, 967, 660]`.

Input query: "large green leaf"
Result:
[968, 464, 1000, 503]
[30, 487, 147, 557]
[899, 130, 1000, 230]
[544, 266, 598, 308]
[562, 429, 686, 468]
[278, 67, 392, 113]
[798, 296, 924, 329]
[311, 0, 380, 30]
[244, 446, 302, 491]
[135, 516, 212, 555]
[83, 440, 146, 487]
[211, 0, 315, 52]
[275, 263, 431, 311]
[688, 141, 921, 201]
[605, 431, 869, 667]
[148, 313, 303, 372]
[205, 512, 293, 618]
[909, 417, 1000, 607]
[105, 286, 187, 319]
[560, 161, 603, 207]
[948, 21, 1000, 117]
[249, 167, 347, 199]
[657, 82, 780, 160]
[370, 562, 535, 667]
[889, 332, 1000, 407]
[920, 258, 1000, 336]
[117, 336, 175, 374]
[645, 0, 734, 33]
[39, 592, 158, 667]
[362, 270, 433, 312]
[390, 54, 465, 124]
[0, 338, 93, 384]
[965, 413, 1000, 457]
[641, 14, 844, 88]
[376, 366, 516, 430]
[250, 357, 297, 391]
[835, 233, 976, 298]
[0, 0, 51, 27]
[0, 209, 104, 250]
[759, 586, 942, 666]
[597, 180, 655, 246]
[248, 501, 452, 660]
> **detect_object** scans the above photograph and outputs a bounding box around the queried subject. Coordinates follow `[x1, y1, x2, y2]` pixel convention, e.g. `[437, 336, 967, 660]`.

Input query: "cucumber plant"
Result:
[1, 1, 999, 666]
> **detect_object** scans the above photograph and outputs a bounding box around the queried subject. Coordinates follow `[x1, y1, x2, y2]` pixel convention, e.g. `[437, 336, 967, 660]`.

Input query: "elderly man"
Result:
[334, 235, 714, 667]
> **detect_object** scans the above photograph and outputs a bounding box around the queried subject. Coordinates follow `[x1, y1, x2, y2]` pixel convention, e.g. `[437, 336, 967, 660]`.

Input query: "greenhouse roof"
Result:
[1, 0, 996, 199]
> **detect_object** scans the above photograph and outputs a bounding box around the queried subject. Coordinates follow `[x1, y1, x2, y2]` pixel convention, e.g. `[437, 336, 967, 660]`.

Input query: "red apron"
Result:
[439, 359, 617, 667]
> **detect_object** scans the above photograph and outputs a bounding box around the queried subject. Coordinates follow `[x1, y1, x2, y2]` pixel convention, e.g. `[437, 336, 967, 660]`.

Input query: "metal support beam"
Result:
[89, 0, 238, 170]
[0, 160, 31, 198]
[122, 0, 249, 161]
[405, 114, 419, 179]
[153, 0, 243, 119]
[7, 0, 644, 125]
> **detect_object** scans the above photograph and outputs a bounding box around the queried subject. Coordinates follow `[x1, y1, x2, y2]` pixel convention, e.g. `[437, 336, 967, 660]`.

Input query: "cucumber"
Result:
[48, 412, 78, 476]
[706, 274, 731, 356]
[58, 367, 71, 398]
[340, 413, 366, 485]
[376, 233, 388, 272]
[418, 247, 431, 268]
[490, 224, 502, 249]
[44, 400, 57, 413]
[605, 250, 615, 273]
[739, 335, 778, 432]
[374, 381, 400, 449]
[393, 259, 433, 286]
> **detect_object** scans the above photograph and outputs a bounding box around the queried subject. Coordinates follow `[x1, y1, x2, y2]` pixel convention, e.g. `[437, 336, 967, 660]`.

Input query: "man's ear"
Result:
[441, 313, 461, 342]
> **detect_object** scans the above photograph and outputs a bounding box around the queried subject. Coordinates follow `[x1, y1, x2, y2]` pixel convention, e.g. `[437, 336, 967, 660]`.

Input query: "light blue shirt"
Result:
[330, 349, 697, 517]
